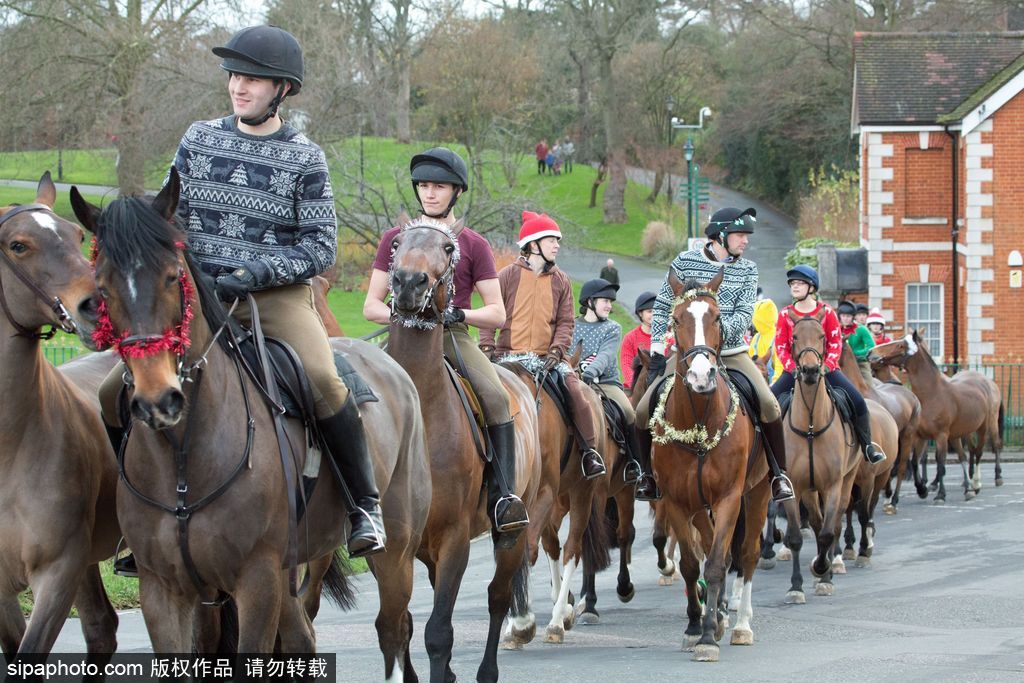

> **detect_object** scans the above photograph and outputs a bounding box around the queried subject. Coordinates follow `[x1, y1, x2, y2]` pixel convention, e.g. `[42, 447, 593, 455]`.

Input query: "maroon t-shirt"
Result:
[373, 224, 499, 310]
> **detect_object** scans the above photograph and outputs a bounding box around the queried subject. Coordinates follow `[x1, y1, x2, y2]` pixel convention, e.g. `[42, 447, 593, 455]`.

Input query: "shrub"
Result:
[641, 221, 680, 261]
[784, 236, 860, 270]
[797, 166, 859, 243]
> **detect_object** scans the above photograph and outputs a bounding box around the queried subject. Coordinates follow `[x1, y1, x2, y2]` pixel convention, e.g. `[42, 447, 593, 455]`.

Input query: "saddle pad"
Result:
[779, 384, 855, 428]
[601, 393, 628, 453]
[725, 368, 759, 424]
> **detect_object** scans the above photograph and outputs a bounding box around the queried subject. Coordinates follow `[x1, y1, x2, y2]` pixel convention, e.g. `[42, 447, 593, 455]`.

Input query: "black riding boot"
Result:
[761, 418, 796, 502]
[105, 421, 139, 578]
[622, 423, 642, 485]
[853, 410, 886, 465]
[634, 426, 661, 501]
[319, 396, 387, 558]
[486, 421, 530, 549]
[581, 447, 607, 480]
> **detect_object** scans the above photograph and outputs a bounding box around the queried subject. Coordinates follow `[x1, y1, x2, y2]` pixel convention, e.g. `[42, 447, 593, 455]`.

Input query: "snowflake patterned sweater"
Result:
[572, 317, 623, 388]
[171, 116, 337, 288]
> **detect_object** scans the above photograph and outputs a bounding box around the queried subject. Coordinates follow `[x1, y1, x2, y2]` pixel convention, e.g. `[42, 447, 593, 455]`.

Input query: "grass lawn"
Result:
[0, 186, 108, 226]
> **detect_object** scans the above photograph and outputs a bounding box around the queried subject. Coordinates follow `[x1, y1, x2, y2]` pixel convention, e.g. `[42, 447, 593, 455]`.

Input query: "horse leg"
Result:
[732, 479, 770, 646]
[841, 502, 856, 562]
[300, 553, 334, 622]
[478, 540, 529, 683]
[934, 437, 949, 503]
[15, 555, 86, 655]
[577, 560, 599, 624]
[614, 490, 637, 603]
[912, 440, 928, 499]
[758, 500, 778, 570]
[138, 573, 195, 652]
[653, 505, 678, 584]
[502, 549, 536, 651]
[664, 507, 702, 651]
[74, 563, 118, 666]
[992, 420, 1005, 487]
[425, 530, 471, 683]
[233, 559, 285, 653]
[276, 573, 315, 655]
[782, 498, 805, 604]
[0, 594, 25, 659]
[369, 548, 417, 682]
[855, 490, 874, 567]
[693, 494, 742, 663]
[952, 437, 974, 501]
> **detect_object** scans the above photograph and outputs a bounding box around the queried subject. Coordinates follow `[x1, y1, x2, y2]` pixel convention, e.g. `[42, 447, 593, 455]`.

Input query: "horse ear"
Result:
[70, 187, 100, 234]
[708, 266, 725, 292]
[814, 308, 827, 321]
[152, 167, 180, 222]
[396, 210, 412, 227]
[915, 327, 925, 340]
[568, 341, 583, 369]
[36, 171, 57, 208]
[667, 269, 684, 298]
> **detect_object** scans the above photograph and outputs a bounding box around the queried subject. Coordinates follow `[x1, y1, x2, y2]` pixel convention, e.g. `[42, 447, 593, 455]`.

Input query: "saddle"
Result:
[778, 381, 856, 427]
[443, 355, 522, 465]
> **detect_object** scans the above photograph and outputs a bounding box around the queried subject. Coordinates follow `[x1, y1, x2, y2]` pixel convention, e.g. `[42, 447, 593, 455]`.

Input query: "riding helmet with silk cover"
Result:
[579, 278, 619, 306]
[213, 25, 304, 95]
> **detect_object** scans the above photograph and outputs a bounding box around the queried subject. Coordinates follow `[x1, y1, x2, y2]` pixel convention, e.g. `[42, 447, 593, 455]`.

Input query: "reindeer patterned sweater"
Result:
[171, 116, 337, 289]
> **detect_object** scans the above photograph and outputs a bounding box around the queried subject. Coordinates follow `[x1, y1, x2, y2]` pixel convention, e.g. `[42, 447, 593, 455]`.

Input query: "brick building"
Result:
[852, 32, 1024, 365]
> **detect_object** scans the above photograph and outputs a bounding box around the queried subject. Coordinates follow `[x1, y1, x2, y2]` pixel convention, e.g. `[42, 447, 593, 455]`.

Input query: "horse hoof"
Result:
[933, 498, 945, 506]
[659, 559, 676, 577]
[810, 557, 829, 579]
[544, 625, 564, 644]
[692, 644, 720, 662]
[916, 485, 929, 499]
[681, 634, 701, 652]
[777, 547, 792, 561]
[964, 490, 976, 501]
[617, 584, 635, 603]
[563, 609, 576, 632]
[730, 628, 754, 646]
[759, 557, 777, 570]
[512, 623, 536, 644]
[832, 558, 847, 574]
[855, 555, 871, 569]
[929, 482, 938, 492]
[814, 582, 835, 597]
[577, 611, 600, 626]
[842, 548, 856, 561]
[883, 503, 897, 515]
[658, 575, 675, 586]
[785, 590, 806, 604]
[500, 638, 523, 651]
[996, 478, 1005, 487]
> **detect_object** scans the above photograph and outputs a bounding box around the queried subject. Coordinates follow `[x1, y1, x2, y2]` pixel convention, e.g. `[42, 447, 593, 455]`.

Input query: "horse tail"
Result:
[583, 496, 613, 575]
[604, 497, 620, 547]
[998, 400, 1005, 444]
[509, 547, 532, 618]
[215, 600, 239, 655]
[322, 549, 357, 611]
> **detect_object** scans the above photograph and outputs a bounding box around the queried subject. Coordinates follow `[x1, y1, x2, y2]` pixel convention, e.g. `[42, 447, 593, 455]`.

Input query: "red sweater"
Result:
[620, 326, 674, 389]
[774, 302, 843, 373]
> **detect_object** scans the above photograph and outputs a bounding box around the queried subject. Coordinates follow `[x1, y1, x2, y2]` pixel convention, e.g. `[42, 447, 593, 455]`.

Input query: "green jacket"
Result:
[842, 323, 875, 360]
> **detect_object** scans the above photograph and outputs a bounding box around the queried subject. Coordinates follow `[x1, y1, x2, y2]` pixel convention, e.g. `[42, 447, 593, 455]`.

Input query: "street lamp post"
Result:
[683, 137, 695, 240]
[665, 96, 675, 205]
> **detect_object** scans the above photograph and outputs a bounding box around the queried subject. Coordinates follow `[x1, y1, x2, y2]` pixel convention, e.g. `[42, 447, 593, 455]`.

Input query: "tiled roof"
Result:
[853, 32, 1024, 125]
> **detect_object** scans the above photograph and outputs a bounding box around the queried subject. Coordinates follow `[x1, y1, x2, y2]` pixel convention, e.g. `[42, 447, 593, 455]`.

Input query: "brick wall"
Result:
[991, 91, 1024, 362]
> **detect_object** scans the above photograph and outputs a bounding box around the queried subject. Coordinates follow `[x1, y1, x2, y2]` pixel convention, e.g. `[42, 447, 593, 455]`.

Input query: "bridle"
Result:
[787, 315, 836, 489]
[671, 288, 725, 389]
[389, 221, 459, 329]
[0, 204, 79, 339]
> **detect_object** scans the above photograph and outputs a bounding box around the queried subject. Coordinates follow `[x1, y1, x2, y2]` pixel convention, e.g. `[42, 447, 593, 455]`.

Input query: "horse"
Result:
[839, 342, 923, 513]
[70, 174, 430, 677]
[869, 330, 1004, 502]
[386, 216, 551, 683]
[0, 172, 120, 661]
[649, 271, 770, 662]
[776, 308, 860, 603]
[499, 358, 613, 647]
[312, 274, 345, 337]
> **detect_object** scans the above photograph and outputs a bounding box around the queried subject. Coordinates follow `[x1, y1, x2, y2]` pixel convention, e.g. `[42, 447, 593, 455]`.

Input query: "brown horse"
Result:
[499, 359, 612, 647]
[839, 342, 924, 513]
[71, 176, 430, 675]
[387, 217, 550, 683]
[869, 330, 1004, 502]
[312, 274, 345, 337]
[0, 173, 120, 660]
[778, 309, 859, 603]
[650, 271, 770, 662]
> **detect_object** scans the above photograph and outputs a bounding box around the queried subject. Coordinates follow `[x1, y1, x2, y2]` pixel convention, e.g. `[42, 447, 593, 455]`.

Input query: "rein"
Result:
[0, 204, 78, 339]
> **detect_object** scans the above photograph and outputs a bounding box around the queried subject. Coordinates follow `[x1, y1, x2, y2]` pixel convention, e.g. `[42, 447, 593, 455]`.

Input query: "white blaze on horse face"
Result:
[32, 211, 60, 239]
[686, 300, 714, 386]
[903, 333, 918, 356]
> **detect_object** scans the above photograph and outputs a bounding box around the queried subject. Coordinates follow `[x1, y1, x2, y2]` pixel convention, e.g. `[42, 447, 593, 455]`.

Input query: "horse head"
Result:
[868, 329, 923, 369]
[388, 213, 462, 329]
[789, 309, 827, 385]
[667, 267, 724, 394]
[72, 168, 208, 430]
[0, 171, 101, 347]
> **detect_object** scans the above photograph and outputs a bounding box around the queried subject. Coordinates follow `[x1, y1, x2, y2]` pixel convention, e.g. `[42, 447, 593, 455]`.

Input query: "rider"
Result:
[101, 25, 385, 577]
[480, 211, 607, 480]
[640, 207, 795, 503]
[866, 308, 892, 345]
[363, 147, 530, 543]
[749, 298, 783, 384]
[837, 300, 876, 385]
[573, 278, 644, 488]
[854, 302, 870, 326]
[772, 266, 887, 465]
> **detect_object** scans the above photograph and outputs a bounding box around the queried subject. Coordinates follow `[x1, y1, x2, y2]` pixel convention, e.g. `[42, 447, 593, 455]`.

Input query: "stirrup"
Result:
[771, 474, 796, 503]
[623, 459, 642, 485]
[494, 495, 530, 534]
[864, 442, 886, 464]
[112, 537, 138, 578]
[347, 507, 386, 558]
[581, 448, 607, 480]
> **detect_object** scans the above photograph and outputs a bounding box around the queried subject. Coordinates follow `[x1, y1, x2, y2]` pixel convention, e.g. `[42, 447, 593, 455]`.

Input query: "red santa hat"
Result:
[866, 308, 886, 326]
[518, 211, 562, 249]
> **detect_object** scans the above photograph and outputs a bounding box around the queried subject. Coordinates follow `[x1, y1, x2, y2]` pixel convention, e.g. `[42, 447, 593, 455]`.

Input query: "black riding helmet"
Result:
[410, 148, 469, 219]
[855, 302, 870, 316]
[579, 278, 619, 305]
[705, 207, 756, 259]
[213, 25, 303, 126]
[634, 290, 657, 317]
[836, 300, 856, 316]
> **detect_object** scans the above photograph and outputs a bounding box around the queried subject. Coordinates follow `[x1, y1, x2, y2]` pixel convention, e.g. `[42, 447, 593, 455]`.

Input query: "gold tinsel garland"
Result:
[650, 373, 739, 451]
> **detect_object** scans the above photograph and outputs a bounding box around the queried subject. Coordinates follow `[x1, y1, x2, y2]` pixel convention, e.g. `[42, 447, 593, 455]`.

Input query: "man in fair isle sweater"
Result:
[104, 26, 384, 576]
[638, 207, 794, 503]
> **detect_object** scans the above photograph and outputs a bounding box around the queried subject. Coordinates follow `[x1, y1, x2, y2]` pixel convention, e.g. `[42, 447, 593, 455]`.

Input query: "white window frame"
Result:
[905, 283, 944, 357]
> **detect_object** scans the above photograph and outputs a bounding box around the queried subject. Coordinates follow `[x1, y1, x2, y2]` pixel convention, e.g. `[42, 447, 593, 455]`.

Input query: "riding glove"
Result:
[215, 267, 256, 302]
[443, 307, 466, 326]
[647, 352, 667, 386]
[542, 354, 561, 373]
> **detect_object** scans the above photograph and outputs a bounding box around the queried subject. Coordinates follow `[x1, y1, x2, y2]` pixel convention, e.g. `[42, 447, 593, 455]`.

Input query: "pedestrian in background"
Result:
[599, 258, 619, 285]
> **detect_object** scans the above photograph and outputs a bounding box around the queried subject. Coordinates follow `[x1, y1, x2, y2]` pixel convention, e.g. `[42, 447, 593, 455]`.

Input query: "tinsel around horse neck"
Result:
[649, 372, 739, 452]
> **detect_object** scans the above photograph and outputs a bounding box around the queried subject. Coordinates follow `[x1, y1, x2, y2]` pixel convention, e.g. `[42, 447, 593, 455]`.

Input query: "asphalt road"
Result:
[54, 462, 1024, 682]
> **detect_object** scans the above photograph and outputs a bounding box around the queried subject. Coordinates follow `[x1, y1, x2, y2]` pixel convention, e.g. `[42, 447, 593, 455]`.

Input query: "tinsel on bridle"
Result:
[388, 218, 460, 330]
[91, 237, 195, 360]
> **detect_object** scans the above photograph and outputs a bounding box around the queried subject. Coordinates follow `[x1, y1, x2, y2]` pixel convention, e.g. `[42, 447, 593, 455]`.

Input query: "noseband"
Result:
[0, 204, 78, 339]
[791, 316, 826, 380]
[389, 222, 459, 329]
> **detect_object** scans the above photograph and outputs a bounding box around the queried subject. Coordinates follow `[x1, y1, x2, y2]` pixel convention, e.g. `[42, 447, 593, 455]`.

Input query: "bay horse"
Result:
[71, 175, 431, 676]
[839, 341, 923, 513]
[650, 271, 770, 662]
[387, 216, 551, 683]
[0, 173, 120, 660]
[869, 330, 1004, 502]
[776, 309, 859, 603]
[500, 358, 612, 647]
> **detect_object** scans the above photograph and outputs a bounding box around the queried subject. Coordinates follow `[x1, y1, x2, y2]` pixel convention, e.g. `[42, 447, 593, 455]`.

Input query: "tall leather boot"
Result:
[319, 396, 387, 558]
[634, 426, 661, 501]
[853, 410, 886, 465]
[761, 418, 796, 502]
[486, 421, 530, 549]
[106, 421, 139, 578]
[622, 423, 642, 485]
